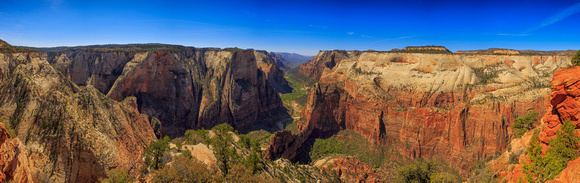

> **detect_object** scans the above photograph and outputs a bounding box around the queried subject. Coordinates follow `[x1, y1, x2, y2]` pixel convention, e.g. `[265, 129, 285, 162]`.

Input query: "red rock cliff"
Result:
[540, 66, 580, 183]
[0, 123, 32, 183]
[267, 51, 571, 177]
[0, 52, 156, 182]
[46, 47, 291, 137]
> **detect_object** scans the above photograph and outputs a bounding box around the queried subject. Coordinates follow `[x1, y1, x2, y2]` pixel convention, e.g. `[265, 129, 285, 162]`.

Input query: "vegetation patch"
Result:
[523, 120, 580, 182]
[511, 110, 538, 138]
[308, 130, 411, 180]
[472, 63, 502, 85]
[395, 159, 462, 183]
[0, 117, 16, 137]
[572, 49, 580, 66]
[280, 68, 317, 117]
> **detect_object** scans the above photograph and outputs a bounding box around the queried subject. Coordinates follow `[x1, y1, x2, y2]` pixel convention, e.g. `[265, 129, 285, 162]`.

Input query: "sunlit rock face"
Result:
[268, 49, 573, 177]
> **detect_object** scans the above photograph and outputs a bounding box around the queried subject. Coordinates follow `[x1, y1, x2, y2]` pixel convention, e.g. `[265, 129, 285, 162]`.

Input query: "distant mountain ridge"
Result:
[268, 52, 314, 70]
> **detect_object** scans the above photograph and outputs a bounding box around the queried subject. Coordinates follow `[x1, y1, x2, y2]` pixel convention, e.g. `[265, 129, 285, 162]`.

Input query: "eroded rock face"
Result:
[44, 48, 290, 137]
[540, 67, 580, 143]
[255, 51, 292, 93]
[267, 50, 572, 177]
[539, 66, 580, 183]
[46, 51, 137, 94]
[328, 157, 381, 183]
[298, 50, 353, 80]
[0, 123, 32, 183]
[0, 52, 156, 182]
[105, 49, 289, 136]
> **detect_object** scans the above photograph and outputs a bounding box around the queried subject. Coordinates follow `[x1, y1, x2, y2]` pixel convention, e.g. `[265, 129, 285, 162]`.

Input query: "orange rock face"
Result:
[267, 50, 570, 178]
[0, 123, 32, 183]
[327, 157, 381, 183]
[540, 67, 580, 143]
[298, 50, 353, 80]
[540, 67, 580, 182]
[48, 49, 290, 137]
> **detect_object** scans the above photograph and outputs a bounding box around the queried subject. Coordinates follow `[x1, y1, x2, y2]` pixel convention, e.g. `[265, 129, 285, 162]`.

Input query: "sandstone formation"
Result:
[540, 67, 580, 143]
[325, 157, 381, 183]
[268, 49, 572, 177]
[255, 51, 292, 93]
[0, 52, 156, 182]
[43, 46, 291, 137]
[0, 123, 33, 183]
[540, 66, 580, 183]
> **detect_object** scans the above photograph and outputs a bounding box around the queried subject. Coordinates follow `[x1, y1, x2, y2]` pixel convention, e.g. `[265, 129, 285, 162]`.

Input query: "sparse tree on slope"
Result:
[143, 136, 171, 170]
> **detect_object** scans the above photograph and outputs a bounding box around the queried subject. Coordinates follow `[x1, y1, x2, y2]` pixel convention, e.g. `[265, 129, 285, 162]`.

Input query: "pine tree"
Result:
[211, 123, 238, 176]
[143, 136, 171, 170]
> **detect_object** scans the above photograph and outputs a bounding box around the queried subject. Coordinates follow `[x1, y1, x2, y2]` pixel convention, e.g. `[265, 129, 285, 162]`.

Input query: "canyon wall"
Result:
[0, 42, 292, 182]
[268, 50, 572, 177]
[0, 52, 156, 182]
[45, 48, 291, 136]
[540, 67, 580, 183]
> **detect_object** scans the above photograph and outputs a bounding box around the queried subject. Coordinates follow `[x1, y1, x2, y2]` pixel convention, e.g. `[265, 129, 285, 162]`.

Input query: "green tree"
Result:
[396, 160, 437, 183]
[143, 136, 171, 170]
[572, 49, 580, 66]
[543, 119, 580, 179]
[523, 130, 546, 182]
[512, 110, 538, 138]
[523, 120, 580, 182]
[184, 128, 209, 144]
[211, 123, 238, 176]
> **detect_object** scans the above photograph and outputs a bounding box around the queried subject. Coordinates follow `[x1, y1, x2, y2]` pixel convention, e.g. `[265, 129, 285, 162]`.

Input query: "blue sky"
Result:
[1, 0, 580, 55]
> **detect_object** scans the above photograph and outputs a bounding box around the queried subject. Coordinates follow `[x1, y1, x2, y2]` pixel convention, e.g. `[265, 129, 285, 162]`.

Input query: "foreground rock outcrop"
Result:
[267, 48, 573, 177]
[0, 52, 156, 182]
[0, 123, 32, 183]
[540, 66, 580, 183]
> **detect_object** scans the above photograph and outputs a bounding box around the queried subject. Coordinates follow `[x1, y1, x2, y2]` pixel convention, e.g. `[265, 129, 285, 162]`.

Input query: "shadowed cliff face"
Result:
[44, 49, 291, 137]
[46, 51, 136, 94]
[0, 52, 156, 182]
[266, 50, 572, 177]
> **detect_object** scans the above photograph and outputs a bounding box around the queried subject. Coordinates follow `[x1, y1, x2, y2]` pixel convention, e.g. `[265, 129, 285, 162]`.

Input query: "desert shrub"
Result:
[101, 168, 132, 183]
[152, 155, 222, 183]
[184, 128, 209, 144]
[181, 149, 193, 159]
[396, 160, 436, 183]
[143, 136, 171, 170]
[572, 50, 580, 66]
[512, 111, 537, 138]
[239, 134, 252, 149]
[397, 159, 461, 183]
[469, 160, 495, 183]
[309, 137, 345, 160]
[508, 153, 519, 164]
[430, 172, 461, 183]
[0, 117, 16, 137]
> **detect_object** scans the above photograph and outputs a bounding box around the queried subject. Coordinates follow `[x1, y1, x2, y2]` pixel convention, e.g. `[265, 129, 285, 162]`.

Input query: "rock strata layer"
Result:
[44, 47, 291, 136]
[0, 52, 156, 182]
[267, 50, 572, 177]
[540, 67, 580, 183]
